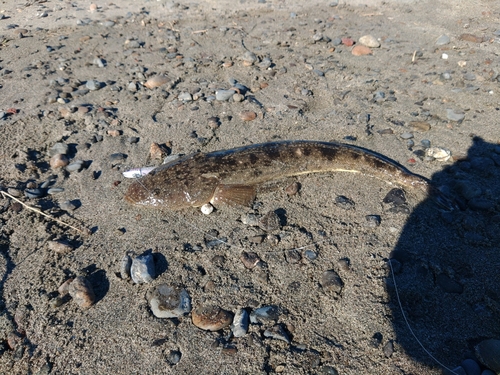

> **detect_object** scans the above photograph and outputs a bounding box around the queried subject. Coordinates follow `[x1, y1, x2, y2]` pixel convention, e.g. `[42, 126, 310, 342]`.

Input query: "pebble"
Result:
[165, 350, 182, 365]
[239, 110, 257, 121]
[383, 188, 406, 206]
[127, 81, 138, 92]
[264, 324, 291, 343]
[50, 142, 69, 156]
[250, 305, 280, 323]
[48, 240, 73, 254]
[241, 51, 257, 65]
[25, 188, 45, 199]
[426, 147, 451, 162]
[200, 203, 214, 215]
[68, 276, 95, 308]
[320, 270, 343, 293]
[143, 75, 169, 89]
[58, 278, 73, 296]
[352, 45, 372, 56]
[400, 132, 414, 140]
[447, 109, 465, 121]
[191, 305, 233, 331]
[421, 139, 431, 148]
[233, 93, 244, 102]
[335, 195, 355, 210]
[215, 89, 236, 101]
[240, 251, 262, 269]
[341, 37, 354, 46]
[231, 308, 249, 337]
[383, 341, 394, 357]
[59, 200, 77, 212]
[50, 153, 69, 168]
[436, 35, 451, 45]
[178, 92, 192, 101]
[120, 254, 132, 279]
[149, 284, 191, 318]
[475, 339, 500, 372]
[409, 121, 431, 132]
[285, 181, 300, 196]
[109, 153, 127, 162]
[66, 160, 84, 172]
[461, 359, 481, 375]
[259, 210, 280, 231]
[304, 250, 318, 260]
[86, 80, 102, 91]
[93, 58, 105, 68]
[130, 253, 155, 284]
[365, 215, 381, 227]
[358, 35, 380, 48]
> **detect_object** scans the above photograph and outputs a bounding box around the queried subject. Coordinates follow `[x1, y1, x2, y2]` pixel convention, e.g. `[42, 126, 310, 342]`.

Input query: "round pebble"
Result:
[358, 35, 380, 48]
[85, 80, 102, 91]
[409, 121, 431, 132]
[143, 75, 169, 89]
[68, 276, 95, 308]
[436, 34, 450, 45]
[50, 153, 69, 168]
[130, 254, 155, 284]
[341, 37, 354, 46]
[320, 270, 343, 293]
[200, 203, 214, 215]
[50, 142, 69, 156]
[475, 339, 500, 372]
[352, 45, 373, 56]
[365, 214, 381, 227]
[446, 109, 465, 121]
[191, 305, 233, 331]
[66, 160, 84, 172]
[215, 89, 236, 101]
[239, 110, 257, 121]
[48, 240, 73, 254]
[461, 359, 481, 375]
[400, 132, 414, 140]
[149, 284, 191, 318]
[240, 251, 262, 269]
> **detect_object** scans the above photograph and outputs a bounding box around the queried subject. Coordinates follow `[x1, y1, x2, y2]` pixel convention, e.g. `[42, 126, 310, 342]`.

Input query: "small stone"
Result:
[341, 37, 354, 46]
[436, 35, 450, 46]
[264, 324, 291, 343]
[335, 195, 355, 210]
[231, 308, 249, 337]
[320, 270, 343, 293]
[400, 132, 414, 140]
[85, 80, 102, 91]
[358, 35, 380, 48]
[200, 203, 214, 215]
[383, 188, 406, 206]
[68, 276, 95, 308]
[459, 33, 486, 43]
[149, 284, 191, 318]
[239, 110, 257, 121]
[286, 249, 301, 263]
[58, 278, 74, 296]
[192, 305, 233, 331]
[149, 142, 168, 160]
[143, 75, 169, 89]
[352, 45, 373, 56]
[120, 254, 132, 279]
[259, 210, 280, 231]
[409, 121, 431, 132]
[127, 81, 138, 92]
[166, 350, 182, 365]
[365, 215, 381, 227]
[447, 109, 465, 121]
[240, 251, 261, 269]
[50, 142, 69, 156]
[178, 92, 192, 101]
[383, 341, 394, 357]
[241, 213, 260, 226]
[50, 154, 69, 168]
[93, 58, 105, 68]
[426, 147, 451, 162]
[216, 89, 236, 101]
[304, 250, 317, 260]
[249, 305, 280, 323]
[130, 254, 155, 284]
[59, 200, 77, 212]
[66, 160, 84, 172]
[48, 240, 73, 254]
[241, 51, 257, 65]
[460, 359, 481, 375]
[475, 339, 500, 372]
[285, 181, 300, 196]
[109, 153, 127, 162]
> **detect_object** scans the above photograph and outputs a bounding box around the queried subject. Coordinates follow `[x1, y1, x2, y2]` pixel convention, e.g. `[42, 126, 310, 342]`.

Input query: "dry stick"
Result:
[1, 191, 85, 234]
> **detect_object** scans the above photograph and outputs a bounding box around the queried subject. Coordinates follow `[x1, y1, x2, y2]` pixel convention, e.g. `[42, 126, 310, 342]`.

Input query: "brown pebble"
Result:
[50, 153, 69, 169]
[68, 276, 95, 308]
[58, 278, 74, 295]
[352, 45, 373, 56]
[240, 251, 261, 269]
[222, 61, 233, 68]
[143, 75, 169, 89]
[207, 116, 219, 129]
[7, 331, 22, 350]
[204, 280, 216, 292]
[239, 110, 257, 121]
[459, 33, 486, 43]
[221, 347, 238, 356]
[248, 235, 265, 244]
[341, 37, 354, 46]
[107, 129, 121, 137]
[149, 142, 169, 160]
[259, 210, 280, 232]
[10, 202, 22, 213]
[58, 107, 71, 118]
[260, 82, 269, 89]
[409, 121, 431, 132]
[48, 240, 73, 254]
[191, 305, 233, 331]
[77, 106, 90, 114]
[80, 35, 91, 43]
[285, 181, 300, 196]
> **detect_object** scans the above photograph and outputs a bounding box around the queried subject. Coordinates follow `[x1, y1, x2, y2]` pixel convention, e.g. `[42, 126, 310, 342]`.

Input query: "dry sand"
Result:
[0, 0, 499, 374]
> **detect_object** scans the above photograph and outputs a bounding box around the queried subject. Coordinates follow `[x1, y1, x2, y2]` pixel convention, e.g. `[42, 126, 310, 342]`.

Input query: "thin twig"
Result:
[1, 191, 86, 234]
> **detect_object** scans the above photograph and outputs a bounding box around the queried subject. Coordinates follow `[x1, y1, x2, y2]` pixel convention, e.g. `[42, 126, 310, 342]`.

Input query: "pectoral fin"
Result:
[210, 184, 256, 206]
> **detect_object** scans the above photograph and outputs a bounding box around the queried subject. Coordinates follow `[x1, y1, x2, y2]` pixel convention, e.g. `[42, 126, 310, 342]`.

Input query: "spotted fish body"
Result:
[125, 140, 455, 211]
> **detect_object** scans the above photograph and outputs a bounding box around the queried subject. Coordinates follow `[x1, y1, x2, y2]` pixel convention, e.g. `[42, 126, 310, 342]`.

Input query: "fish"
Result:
[124, 140, 456, 211]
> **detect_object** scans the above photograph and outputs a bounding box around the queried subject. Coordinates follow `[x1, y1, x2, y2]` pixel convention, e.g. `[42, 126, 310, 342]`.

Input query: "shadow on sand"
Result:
[387, 137, 500, 372]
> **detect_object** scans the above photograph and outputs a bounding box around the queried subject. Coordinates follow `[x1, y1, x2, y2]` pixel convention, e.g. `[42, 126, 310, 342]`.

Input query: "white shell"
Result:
[426, 147, 451, 161]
